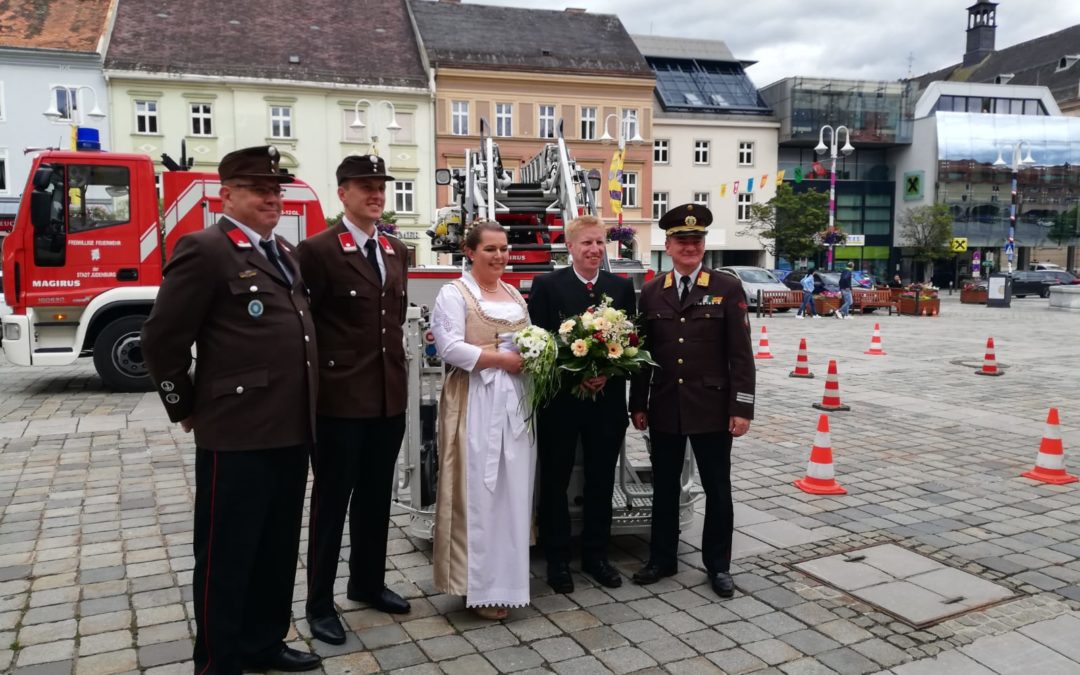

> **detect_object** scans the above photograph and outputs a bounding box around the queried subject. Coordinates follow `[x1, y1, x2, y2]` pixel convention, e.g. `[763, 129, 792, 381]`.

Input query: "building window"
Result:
[393, 111, 415, 143]
[270, 106, 292, 138]
[694, 140, 710, 165]
[539, 104, 556, 139]
[451, 101, 469, 136]
[394, 180, 415, 213]
[580, 106, 597, 140]
[134, 100, 159, 134]
[53, 86, 79, 122]
[738, 141, 754, 166]
[495, 103, 513, 137]
[189, 103, 213, 136]
[652, 191, 668, 220]
[737, 193, 753, 221]
[693, 192, 710, 208]
[653, 139, 669, 164]
[0, 150, 8, 194]
[620, 172, 638, 208]
[622, 109, 639, 140]
[343, 109, 367, 142]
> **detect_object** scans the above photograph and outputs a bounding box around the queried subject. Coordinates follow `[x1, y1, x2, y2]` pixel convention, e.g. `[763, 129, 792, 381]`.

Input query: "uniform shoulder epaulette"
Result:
[225, 227, 253, 249]
[663, 272, 673, 289]
[338, 231, 358, 253]
[377, 234, 396, 256]
[697, 270, 710, 287]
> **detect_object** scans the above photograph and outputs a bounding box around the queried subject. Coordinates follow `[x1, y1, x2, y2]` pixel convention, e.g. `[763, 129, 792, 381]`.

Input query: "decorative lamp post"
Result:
[814, 125, 854, 268]
[350, 99, 401, 156]
[993, 142, 1036, 273]
[44, 85, 106, 149]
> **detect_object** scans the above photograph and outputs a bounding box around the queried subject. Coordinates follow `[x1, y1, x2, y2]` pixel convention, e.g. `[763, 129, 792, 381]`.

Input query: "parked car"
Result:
[719, 266, 791, 310]
[851, 271, 878, 289]
[1039, 270, 1080, 285]
[1029, 262, 1065, 271]
[1010, 271, 1064, 298]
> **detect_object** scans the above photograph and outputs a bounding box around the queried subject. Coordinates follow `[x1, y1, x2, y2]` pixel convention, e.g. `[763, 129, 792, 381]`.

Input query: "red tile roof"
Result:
[0, 0, 113, 52]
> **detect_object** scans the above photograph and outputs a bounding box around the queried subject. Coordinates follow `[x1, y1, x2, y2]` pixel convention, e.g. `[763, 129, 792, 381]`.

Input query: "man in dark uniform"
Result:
[141, 146, 321, 673]
[628, 203, 755, 599]
[528, 215, 636, 593]
[297, 154, 411, 645]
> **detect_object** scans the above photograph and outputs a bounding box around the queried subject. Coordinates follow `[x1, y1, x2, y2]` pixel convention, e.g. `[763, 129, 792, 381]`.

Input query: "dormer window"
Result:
[994, 73, 1013, 84]
[1057, 55, 1080, 72]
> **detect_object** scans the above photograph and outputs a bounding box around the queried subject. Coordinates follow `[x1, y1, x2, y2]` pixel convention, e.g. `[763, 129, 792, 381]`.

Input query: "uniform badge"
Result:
[697, 271, 710, 287]
[165, 393, 180, 404]
[339, 231, 358, 253]
[160, 381, 175, 392]
[248, 299, 264, 318]
[239, 270, 257, 279]
[663, 272, 673, 289]
[225, 227, 253, 249]
[378, 235, 395, 255]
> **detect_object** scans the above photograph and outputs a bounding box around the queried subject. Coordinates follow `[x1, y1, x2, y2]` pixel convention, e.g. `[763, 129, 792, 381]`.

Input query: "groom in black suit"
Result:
[528, 215, 637, 593]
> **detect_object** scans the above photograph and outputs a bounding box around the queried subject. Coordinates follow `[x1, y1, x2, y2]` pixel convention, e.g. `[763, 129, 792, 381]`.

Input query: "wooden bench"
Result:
[851, 289, 897, 315]
[758, 290, 804, 317]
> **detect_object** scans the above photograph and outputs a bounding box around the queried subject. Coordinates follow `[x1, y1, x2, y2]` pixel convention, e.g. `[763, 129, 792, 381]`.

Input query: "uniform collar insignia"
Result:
[225, 226, 252, 249]
[338, 231, 358, 253]
[663, 272, 673, 289]
[378, 234, 395, 255]
[239, 270, 257, 278]
[697, 271, 710, 287]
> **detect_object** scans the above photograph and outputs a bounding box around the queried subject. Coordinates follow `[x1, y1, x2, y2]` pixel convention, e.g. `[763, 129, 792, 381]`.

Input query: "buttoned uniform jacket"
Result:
[527, 266, 636, 426]
[141, 218, 318, 451]
[296, 223, 409, 419]
[629, 268, 756, 435]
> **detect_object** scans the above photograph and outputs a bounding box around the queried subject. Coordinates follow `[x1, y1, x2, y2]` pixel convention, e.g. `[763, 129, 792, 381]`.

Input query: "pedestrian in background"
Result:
[797, 270, 818, 319]
[296, 154, 412, 646]
[628, 204, 756, 599]
[837, 261, 854, 319]
[142, 146, 321, 674]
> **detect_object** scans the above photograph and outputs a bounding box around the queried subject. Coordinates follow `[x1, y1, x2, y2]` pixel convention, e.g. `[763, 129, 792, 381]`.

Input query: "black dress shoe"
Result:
[710, 572, 735, 598]
[347, 585, 411, 614]
[632, 562, 677, 585]
[307, 613, 346, 645]
[582, 560, 622, 588]
[245, 645, 322, 672]
[546, 562, 574, 594]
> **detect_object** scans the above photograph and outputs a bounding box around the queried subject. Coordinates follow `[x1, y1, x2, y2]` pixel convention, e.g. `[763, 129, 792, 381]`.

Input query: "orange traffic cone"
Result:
[1021, 408, 1078, 485]
[794, 414, 847, 495]
[975, 337, 1004, 377]
[755, 325, 774, 360]
[864, 323, 886, 356]
[812, 359, 850, 411]
[789, 338, 815, 378]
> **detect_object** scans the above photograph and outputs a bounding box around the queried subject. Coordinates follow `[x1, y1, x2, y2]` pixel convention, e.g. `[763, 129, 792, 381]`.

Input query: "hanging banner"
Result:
[607, 149, 624, 215]
[777, 169, 786, 184]
[746, 177, 754, 193]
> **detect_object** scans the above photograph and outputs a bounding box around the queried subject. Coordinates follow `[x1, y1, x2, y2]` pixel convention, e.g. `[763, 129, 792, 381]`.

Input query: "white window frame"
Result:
[538, 104, 556, 139]
[693, 192, 710, 208]
[269, 105, 292, 138]
[451, 101, 469, 136]
[0, 148, 9, 195]
[738, 141, 755, 167]
[134, 100, 159, 134]
[580, 106, 597, 140]
[693, 140, 711, 165]
[393, 180, 416, 213]
[652, 191, 668, 221]
[621, 171, 638, 208]
[622, 108, 639, 140]
[495, 103, 513, 137]
[49, 85, 79, 123]
[653, 139, 669, 164]
[737, 193, 753, 221]
[189, 102, 213, 137]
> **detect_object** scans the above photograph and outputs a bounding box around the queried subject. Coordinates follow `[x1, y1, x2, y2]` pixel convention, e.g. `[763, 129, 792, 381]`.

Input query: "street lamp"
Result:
[43, 85, 106, 150]
[350, 99, 401, 155]
[599, 111, 644, 150]
[993, 141, 1036, 273]
[815, 125, 854, 268]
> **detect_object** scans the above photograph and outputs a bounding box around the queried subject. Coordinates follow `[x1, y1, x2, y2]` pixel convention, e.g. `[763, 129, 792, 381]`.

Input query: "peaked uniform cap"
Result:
[337, 154, 395, 184]
[660, 203, 712, 237]
[219, 145, 294, 183]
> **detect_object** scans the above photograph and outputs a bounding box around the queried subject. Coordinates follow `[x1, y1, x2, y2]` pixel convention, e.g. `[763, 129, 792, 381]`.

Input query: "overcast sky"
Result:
[467, 0, 1080, 87]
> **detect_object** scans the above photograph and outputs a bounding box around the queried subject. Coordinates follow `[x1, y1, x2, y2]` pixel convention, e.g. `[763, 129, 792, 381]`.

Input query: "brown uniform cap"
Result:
[336, 154, 395, 184]
[219, 145, 294, 183]
[660, 203, 712, 237]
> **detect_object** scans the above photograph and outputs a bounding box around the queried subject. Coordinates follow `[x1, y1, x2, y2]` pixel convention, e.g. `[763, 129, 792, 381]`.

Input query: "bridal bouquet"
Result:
[555, 294, 657, 400]
[511, 325, 559, 427]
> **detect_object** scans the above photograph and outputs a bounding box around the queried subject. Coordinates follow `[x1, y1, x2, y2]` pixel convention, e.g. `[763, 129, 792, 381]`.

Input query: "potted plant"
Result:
[606, 225, 637, 259]
[960, 281, 988, 304]
[897, 284, 941, 316]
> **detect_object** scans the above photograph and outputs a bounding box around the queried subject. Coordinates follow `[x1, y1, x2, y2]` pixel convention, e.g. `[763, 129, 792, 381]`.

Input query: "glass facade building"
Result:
[761, 78, 915, 146]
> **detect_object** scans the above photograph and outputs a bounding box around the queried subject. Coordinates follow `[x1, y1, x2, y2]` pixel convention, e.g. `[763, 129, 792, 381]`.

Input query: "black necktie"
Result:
[680, 275, 691, 303]
[259, 239, 292, 285]
[364, 239, 382, 284]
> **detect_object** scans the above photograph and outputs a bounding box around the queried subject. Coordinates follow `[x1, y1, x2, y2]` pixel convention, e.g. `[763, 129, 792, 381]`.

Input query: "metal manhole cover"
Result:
[793, 544, 1015, 628]
[950, 358, 1009, 370]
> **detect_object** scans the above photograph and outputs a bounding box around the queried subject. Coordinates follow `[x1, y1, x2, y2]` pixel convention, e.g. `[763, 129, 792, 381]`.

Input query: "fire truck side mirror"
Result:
[32, 165, 54, 191]
[30, 191, 54, 234]
[435, 169, 452, 186]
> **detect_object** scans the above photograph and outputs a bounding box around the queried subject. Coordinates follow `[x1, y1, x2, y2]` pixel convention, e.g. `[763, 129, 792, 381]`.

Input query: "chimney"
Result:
[963, 1, 998, 67]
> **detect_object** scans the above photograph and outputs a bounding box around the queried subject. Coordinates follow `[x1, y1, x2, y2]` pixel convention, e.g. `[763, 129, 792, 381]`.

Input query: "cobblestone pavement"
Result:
[2, 294, 1080, 674]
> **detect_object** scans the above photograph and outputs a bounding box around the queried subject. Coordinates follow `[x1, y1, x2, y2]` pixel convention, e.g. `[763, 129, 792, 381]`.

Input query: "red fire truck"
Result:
[0, 146, 326, 390]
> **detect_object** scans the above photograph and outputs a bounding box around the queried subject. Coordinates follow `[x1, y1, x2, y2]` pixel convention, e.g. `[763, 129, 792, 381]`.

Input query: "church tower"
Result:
[963, 1, 998, 67]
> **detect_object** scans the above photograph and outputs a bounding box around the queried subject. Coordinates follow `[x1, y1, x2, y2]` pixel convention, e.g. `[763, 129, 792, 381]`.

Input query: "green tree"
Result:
[1048, 207, 1080, 247]
[738, 183, 828, 264]
[900, 203, 953, 283]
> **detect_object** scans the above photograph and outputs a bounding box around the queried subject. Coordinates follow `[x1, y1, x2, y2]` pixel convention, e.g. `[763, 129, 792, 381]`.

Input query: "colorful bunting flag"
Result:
[720, 183, 727, 198]
[760, 175, 767, 189]
[733, 180, 740, 195]
[793, 167, 804, 183]
[777, 169, 786, 184]
[746, 177, 754, 193]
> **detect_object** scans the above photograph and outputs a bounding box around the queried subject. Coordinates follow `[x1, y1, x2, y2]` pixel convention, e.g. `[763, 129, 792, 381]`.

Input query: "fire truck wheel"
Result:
[93, 315, 154, 392]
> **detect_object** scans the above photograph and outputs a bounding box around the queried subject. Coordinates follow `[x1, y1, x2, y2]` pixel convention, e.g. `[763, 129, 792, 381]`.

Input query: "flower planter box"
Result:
[897, 297, 941, 316]
[888, 288, 906, 302]
[960, 288, 988, 304]
[814, 296, 841, 316]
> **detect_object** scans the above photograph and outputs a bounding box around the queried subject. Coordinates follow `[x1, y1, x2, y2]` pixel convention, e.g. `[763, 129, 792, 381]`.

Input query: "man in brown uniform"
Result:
[142, 146, 320, 673]
[297, 155, 410, 645]
[628, 204, 755, 599]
